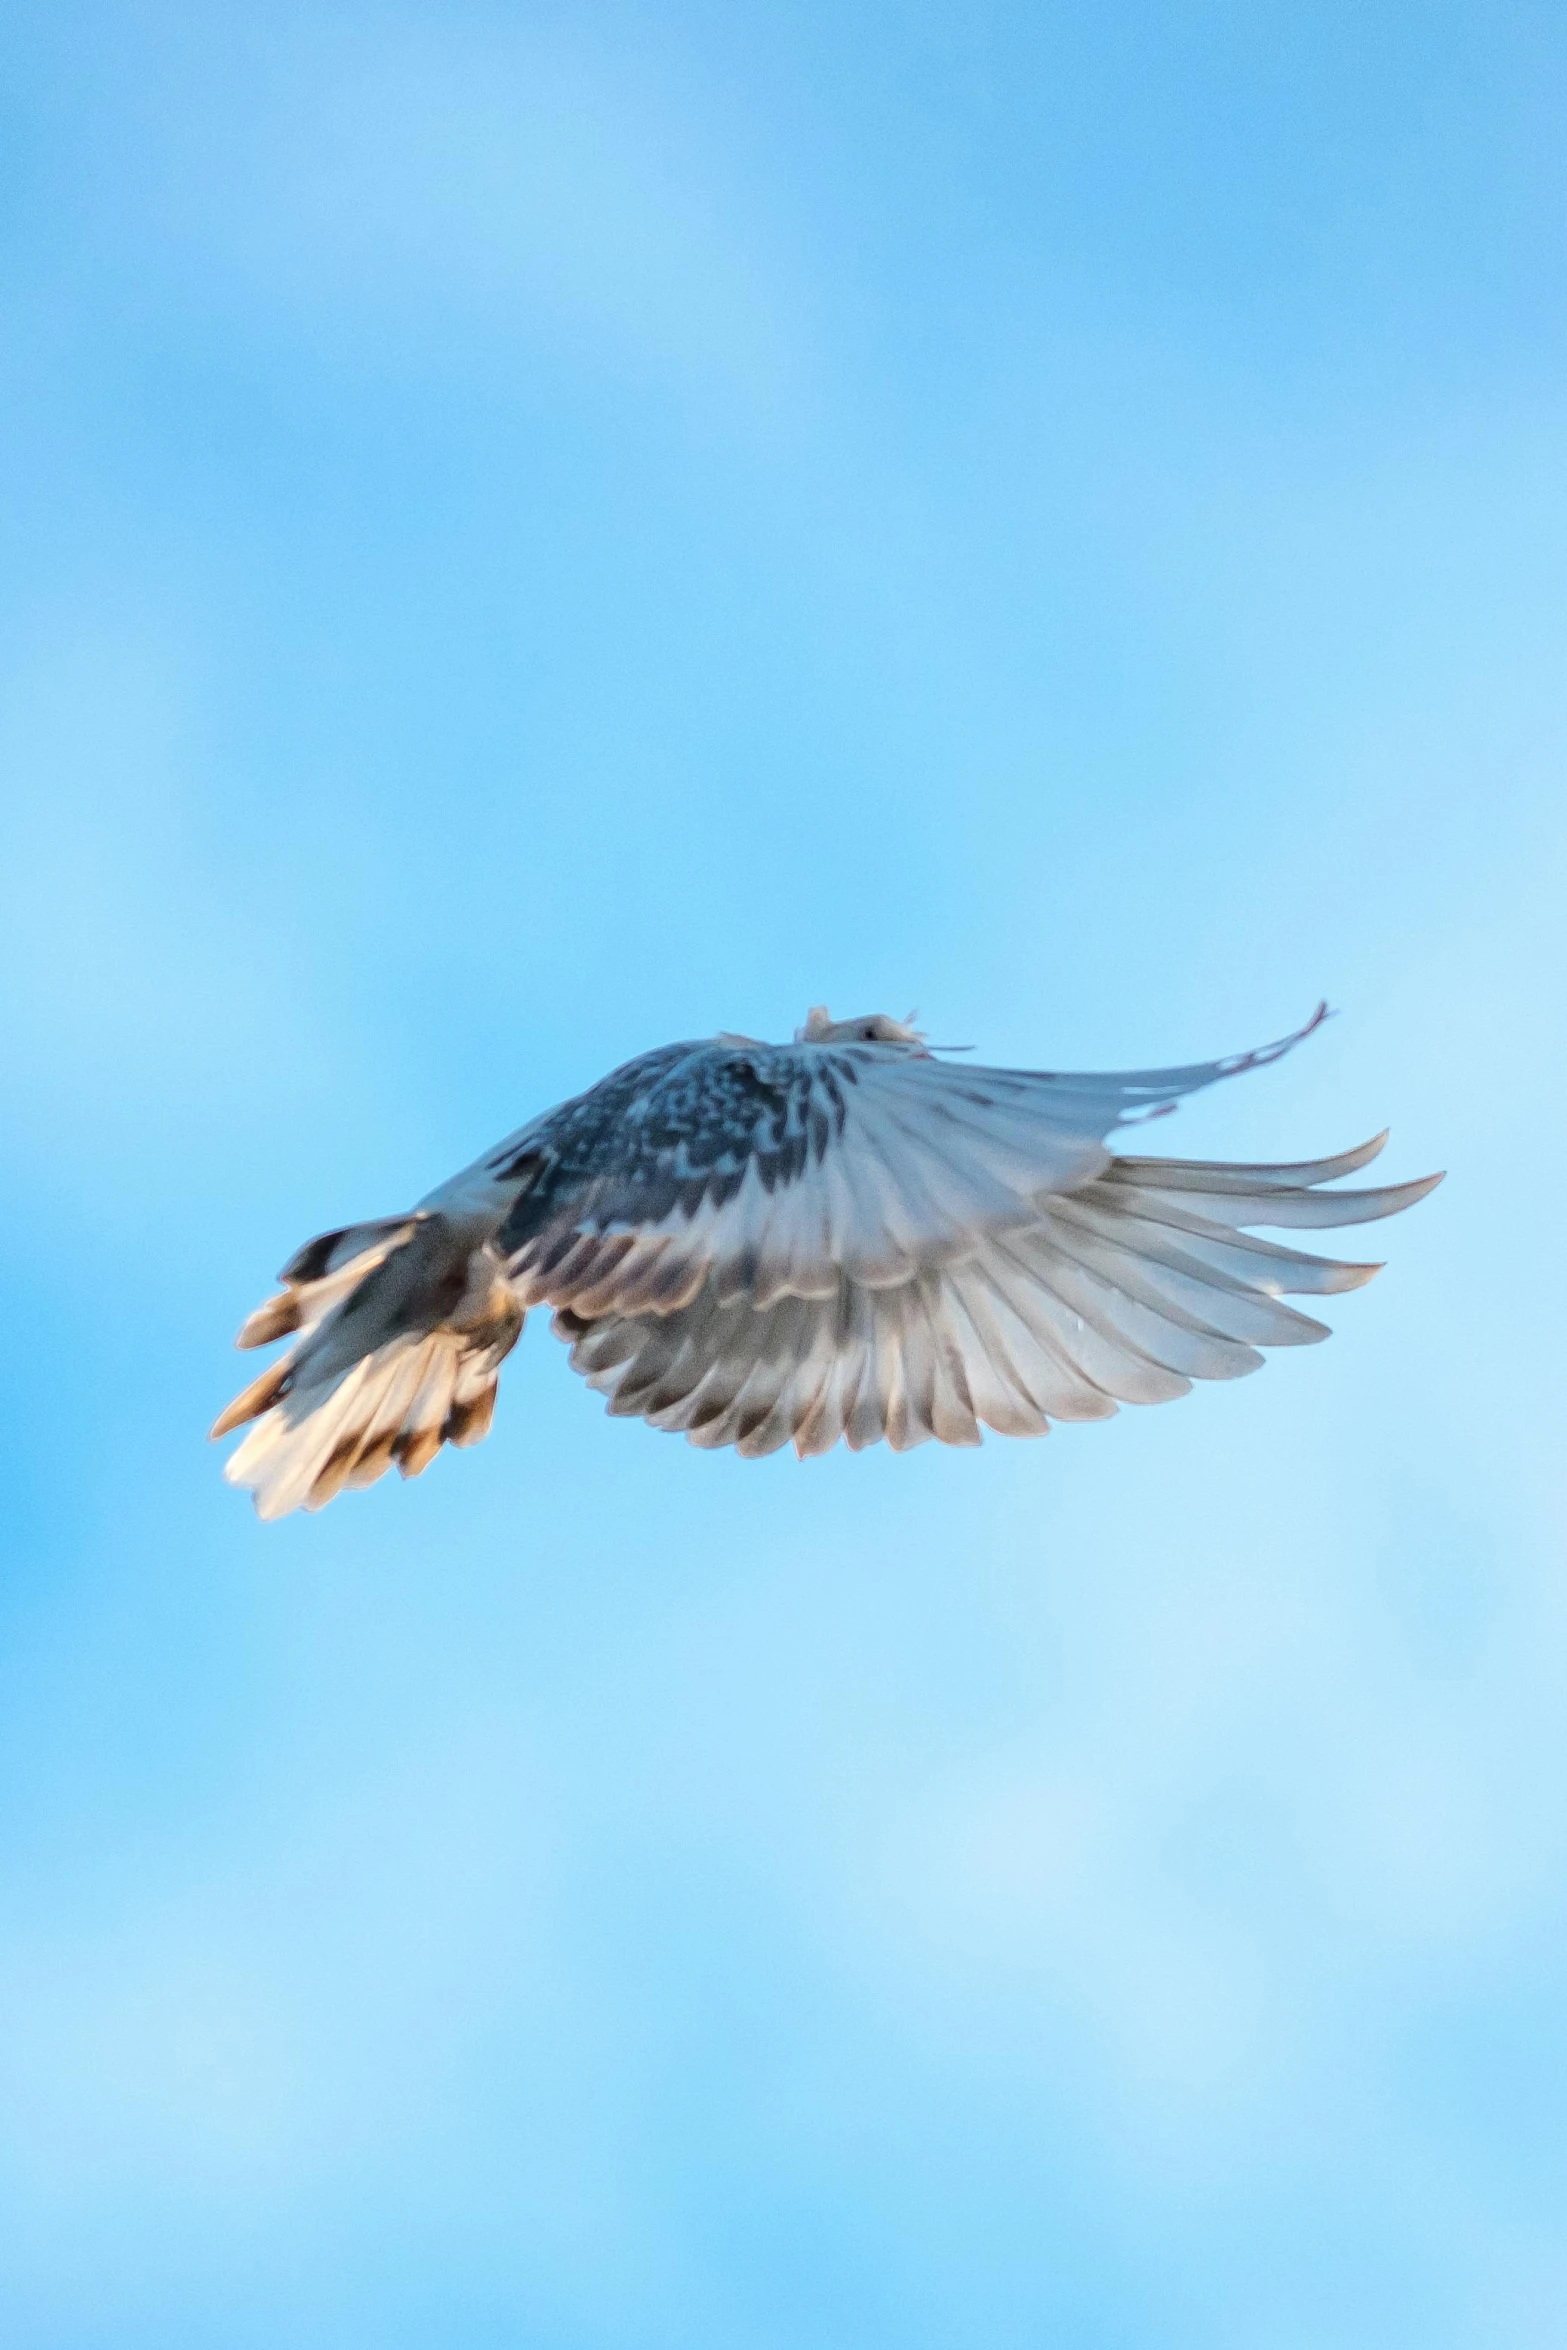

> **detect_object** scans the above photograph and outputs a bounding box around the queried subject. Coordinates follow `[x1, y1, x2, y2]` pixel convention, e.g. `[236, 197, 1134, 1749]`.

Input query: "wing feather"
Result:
[496, 1011, 1336, 1319]
[550, 1122, 1439, 1457]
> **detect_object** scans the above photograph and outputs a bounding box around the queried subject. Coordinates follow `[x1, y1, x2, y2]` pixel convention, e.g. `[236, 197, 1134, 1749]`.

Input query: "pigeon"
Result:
[212, 1003, 1441, 1517]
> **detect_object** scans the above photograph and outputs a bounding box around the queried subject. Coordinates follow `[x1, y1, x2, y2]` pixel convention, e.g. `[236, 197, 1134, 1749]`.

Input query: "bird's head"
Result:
[796, 1006, 927, 1047]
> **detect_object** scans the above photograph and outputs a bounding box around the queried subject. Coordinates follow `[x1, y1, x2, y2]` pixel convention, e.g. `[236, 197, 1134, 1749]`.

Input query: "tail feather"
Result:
[446, 1373, 500, 1447]
[278, 1216, 422, 1286]
[393, 1346, 462, 1479]
[209, 1356, 293, 1441]
[212, 1214, 525, 1519]
[233, 1223, 418, 1354]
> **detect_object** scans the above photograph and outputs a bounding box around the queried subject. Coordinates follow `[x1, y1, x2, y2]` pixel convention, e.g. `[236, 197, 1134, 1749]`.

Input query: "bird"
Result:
[212, 1003, 1441, 1518]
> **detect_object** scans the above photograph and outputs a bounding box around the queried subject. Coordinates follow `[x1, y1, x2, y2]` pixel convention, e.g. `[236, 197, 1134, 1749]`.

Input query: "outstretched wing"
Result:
[549, 1135, 1441, 1457]
[494, 1008, 1336, 1317]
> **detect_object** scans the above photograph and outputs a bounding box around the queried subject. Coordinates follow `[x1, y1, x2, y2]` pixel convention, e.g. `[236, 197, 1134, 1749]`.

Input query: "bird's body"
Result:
[213, 1006, 1441, 1517]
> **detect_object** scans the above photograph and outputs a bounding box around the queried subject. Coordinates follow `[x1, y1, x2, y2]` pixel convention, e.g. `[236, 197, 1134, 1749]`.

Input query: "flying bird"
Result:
[213, 1004, 1440, 1518]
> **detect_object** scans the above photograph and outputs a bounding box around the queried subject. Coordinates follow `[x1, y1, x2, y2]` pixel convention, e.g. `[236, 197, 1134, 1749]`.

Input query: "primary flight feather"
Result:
[213, 1004, 1441, 1518]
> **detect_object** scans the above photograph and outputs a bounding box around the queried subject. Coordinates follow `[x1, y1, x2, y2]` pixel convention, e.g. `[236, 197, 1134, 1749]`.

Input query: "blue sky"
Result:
[1, 4, 1564, 2344]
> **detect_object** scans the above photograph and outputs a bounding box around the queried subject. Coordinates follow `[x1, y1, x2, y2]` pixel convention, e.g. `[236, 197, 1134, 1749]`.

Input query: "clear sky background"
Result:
[2, 5, 1563, 2345]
